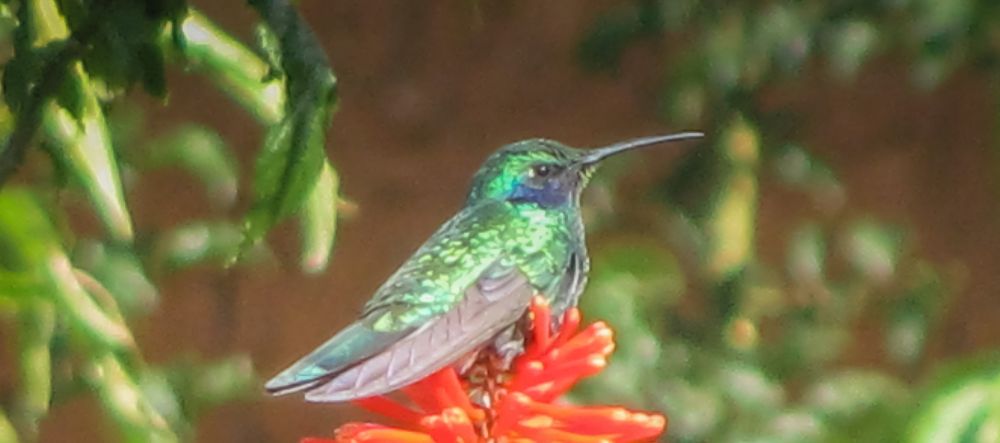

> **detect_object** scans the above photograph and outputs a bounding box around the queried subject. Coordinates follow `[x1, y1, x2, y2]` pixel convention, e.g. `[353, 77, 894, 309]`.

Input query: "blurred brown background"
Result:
[34, 1, 1000, 441]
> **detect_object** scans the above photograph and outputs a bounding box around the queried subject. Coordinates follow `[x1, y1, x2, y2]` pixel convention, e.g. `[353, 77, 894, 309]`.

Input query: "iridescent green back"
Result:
[360, 198, 579, 332]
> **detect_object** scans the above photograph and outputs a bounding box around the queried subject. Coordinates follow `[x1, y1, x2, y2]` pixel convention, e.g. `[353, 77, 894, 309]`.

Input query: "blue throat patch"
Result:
[508, 180, 570, 207]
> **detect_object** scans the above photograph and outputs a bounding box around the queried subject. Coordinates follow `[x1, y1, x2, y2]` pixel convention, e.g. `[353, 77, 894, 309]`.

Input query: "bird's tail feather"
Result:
[264, 322, 408, 396]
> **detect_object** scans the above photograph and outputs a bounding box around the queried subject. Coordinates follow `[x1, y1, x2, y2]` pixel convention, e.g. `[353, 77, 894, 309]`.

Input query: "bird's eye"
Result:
[532, 164, 555, 178]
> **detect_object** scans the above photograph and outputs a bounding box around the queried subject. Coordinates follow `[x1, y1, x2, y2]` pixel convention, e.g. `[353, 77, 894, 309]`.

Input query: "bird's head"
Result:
[466, 132, 703, 208]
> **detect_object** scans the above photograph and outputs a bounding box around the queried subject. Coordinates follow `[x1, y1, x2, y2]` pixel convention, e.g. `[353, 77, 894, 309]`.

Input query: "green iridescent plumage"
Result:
[363, 199, 575, 331]
[265, 133, 702, 402]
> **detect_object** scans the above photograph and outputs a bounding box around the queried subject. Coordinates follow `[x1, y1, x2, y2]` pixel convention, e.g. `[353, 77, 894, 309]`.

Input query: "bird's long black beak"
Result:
[580, 132, 704, 166]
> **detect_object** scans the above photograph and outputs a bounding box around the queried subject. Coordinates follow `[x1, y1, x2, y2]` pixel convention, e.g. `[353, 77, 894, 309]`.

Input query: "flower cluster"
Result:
[303, 296, 666, 443]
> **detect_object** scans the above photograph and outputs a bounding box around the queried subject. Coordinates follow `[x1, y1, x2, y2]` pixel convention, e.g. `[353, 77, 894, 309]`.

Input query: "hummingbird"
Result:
[265, 132, 703, 402]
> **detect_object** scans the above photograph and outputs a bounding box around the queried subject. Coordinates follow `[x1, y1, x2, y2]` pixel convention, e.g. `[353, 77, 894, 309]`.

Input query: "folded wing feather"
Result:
[303, 264, 534, 402]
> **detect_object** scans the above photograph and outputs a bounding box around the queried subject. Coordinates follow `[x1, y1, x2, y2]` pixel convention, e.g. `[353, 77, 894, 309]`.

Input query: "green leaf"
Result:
[239, 80, 331, 258]
[16, 301, 55, 436]
[906, 355, 1000, 443]
[702, 13, 748, 92]
[0, 188, 59, 271]
[129, 355, 256, 441]
[25, 0, 70, 46]
[771, 144, 845, 210]
[660, 379, 726, 441]
[74, 0, 177, 99]
[909, 0, 971, 89]
[163, 355, 255, 420]
[0, 0, 80, 188]
[0, 410, 17, 443]
[238, 0, 338, 262]
[54, 53, 85, 119]
[662, 79, 707, 127]
[0, 4, 17, 48]
[138, 370, 186, 438]
[156, 221, 248, 270]
[45, 252, 135, 351]
[716, 362, 785, 413]
[805, 370, 911, 442]
[137, 42, 167, 98]
[44, 64, 134, 241]
[782, 320, 851, 372]
[0, 193, 50, 302]
[17, 301, 55, 434]
[759, 409, 827, 442]
[842, 219, 904, 284]
[706, 116, 759, 280]
[249, 108, 327, 215]
[299, 160, 339, 273]
[751, 3, 812, 74]
[73, 240, 157, 315]
[737, 266, 786, 321]
[164, 9, 285, 124]
[160, 8, 343, 268]
[254, 22, 282, 79]
[87, 353, 177, 443]
[146, 125, 238, 208]
[885, 263, 947, 368]
[787, 222, 826, 285]
[826, 20, 879, 79]
[0, 188, 132, 358]
[0, 270, 44, 301]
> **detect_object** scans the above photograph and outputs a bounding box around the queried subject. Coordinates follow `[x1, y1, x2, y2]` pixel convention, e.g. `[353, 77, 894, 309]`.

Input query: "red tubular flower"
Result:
[303, 296, 666, 443]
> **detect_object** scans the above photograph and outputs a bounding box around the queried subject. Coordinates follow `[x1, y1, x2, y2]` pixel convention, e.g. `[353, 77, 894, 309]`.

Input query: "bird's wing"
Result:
[357, 200, 513, 328]
[302, 262, 535, 402]
[265, 202, 512, 396]
[264, 318, 415, 395]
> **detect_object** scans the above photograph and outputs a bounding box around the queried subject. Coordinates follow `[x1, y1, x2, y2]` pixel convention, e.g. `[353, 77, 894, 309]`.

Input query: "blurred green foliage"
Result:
[0, 0, 339, 441]
[574, 1, 999, 442]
